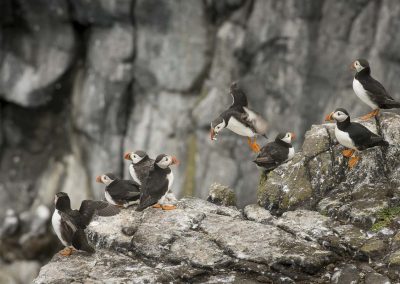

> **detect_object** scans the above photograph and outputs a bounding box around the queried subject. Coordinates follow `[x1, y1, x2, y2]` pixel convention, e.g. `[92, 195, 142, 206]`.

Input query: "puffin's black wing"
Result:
[254, 143, 287, 169]
[359, 76, 400, 108]
[59, 212, 78, 244]
[107, 180, 141, 204]
[72, 229, 95, 253]
[136, 169, 169, 212]
[78, 200, 120, 227]
[348, 122, 388, 150]
[230, 83, 248, 109]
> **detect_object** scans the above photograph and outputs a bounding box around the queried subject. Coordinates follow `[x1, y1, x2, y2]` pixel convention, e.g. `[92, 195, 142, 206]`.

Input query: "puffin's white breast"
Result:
[105, 190, 118, 205]
[227, 117, 256, 137]
[335, 126, 356, 150]
[287, 147, 295, 161]
[129, 164, 141, 185]
[51, 210, 68, 246]
[353, 78, 377, 109]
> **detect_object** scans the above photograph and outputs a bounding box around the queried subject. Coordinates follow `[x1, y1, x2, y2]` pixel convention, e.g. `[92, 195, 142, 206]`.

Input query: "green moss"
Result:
[371, 206, 400, 232]
[183, 134, 197, 197]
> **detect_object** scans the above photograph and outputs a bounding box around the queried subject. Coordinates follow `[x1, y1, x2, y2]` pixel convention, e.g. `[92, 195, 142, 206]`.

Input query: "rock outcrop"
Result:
[34, 196, 399, 283]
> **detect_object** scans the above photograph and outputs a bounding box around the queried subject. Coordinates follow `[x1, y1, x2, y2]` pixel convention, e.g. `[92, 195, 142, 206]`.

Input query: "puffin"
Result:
[95, 173, 141, 208]
[253, 132, 296, 171]
[351, 59, 400, 120]
[136, 154, 179, 212]
[325, 108, 389, 168]
[210, 81, 268, 153]
[51, 192, 120, 256]
[124, 150, 154, 185]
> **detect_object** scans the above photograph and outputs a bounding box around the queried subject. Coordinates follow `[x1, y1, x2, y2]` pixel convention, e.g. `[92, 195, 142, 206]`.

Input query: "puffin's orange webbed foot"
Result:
[348, 156, 360, 168]
[152, 204, 162, 209]
[342, 149, 355, 158]
[360, 109, 380, 121]
[161, 205, 177, 210]
[59, 247, 74, 257]
[247, 137, 260, 153]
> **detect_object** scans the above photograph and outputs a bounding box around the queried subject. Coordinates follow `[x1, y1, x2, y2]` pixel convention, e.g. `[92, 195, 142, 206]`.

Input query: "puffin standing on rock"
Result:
[210, 82, 268, 153]
[124, 150, 154, 185]
[136, 154, 179, 212]
[325, 108, 389, 168]
[51, 192, 120, 256]
[253, 132, 296, 171]
[351, 59, 400, 120]
[95, 173, 141, 208]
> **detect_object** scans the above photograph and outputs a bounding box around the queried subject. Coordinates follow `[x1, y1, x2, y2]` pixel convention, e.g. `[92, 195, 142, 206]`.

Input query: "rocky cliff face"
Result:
[2, 0, 400, 281]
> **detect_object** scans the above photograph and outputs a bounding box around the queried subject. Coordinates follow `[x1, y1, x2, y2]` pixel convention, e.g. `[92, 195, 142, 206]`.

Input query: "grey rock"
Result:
[331, 264, 360, 284]
[207, 183, 237, 206]
[365, 272, 391, 284]
[35, 198, 336, 283]
[0, 261, 40, 284]
[243, 204, 275, 224]
[134, 0, 212, 91]
[0, 0, 75, 107]
[258, 113, 400, 229]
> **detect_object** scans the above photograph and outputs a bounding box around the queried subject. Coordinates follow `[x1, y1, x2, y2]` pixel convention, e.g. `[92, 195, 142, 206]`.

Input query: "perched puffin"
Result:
[325, 108, 389, 168]
[95, 173, 141, 208]
[51, 192, 120, 256]
[253, 132, 296, 171]
[124, 150, 154, 185]
[351, 59, 400, 120]
[136, 154, 179, 212]
[210, 82, 268, 153]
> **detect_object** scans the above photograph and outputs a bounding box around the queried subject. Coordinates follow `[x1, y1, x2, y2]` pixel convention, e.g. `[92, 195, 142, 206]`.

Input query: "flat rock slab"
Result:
[35, 198, 336, 283]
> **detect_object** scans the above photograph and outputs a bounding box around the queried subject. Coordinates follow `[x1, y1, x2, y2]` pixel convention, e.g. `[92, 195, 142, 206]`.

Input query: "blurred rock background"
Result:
[1, 0, 400, 281]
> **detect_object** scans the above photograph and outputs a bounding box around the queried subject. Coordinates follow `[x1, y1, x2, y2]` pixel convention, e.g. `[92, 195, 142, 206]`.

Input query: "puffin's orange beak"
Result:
[350, 61, 356, 70]
[290, 133, 296, 140]
[171, 156, 180, 166]
[210, 128, 215, 141]
[325, 112, 334, 122]
[96, 176, 103, 183]
[124, 152, 131, 160]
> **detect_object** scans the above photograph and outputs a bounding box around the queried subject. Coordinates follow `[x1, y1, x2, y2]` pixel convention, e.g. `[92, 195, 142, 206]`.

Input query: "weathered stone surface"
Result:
[0, 0, 75, 107]
[258, 114, 400, 230]
[35, 198, 337, 283]
[207, 182, 237, 206]
[243, 204, 275, 224]
[134, 0, 211, 91]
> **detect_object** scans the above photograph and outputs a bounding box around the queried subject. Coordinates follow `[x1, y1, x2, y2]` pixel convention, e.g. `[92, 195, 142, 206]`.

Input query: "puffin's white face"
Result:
[332, 110, 349, 122]
[281, 133, 295, 144]
[130, 153, 144, 164]
[100, 175, 114, 186]
[156, 155, 179, 169]
[353, 60, 365, 72]
[210, 119, 226, 140]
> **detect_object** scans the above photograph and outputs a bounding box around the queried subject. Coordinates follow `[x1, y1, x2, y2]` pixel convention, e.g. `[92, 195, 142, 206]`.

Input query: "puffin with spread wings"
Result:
[51, 192, 120, 256]
[210, 82, 269, 153]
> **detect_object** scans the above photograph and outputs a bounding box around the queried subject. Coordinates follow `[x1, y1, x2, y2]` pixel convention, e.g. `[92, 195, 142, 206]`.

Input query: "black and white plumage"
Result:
[136, 154, 179, 212]
[51, 192, 120, 256]
[124, 150, 154, 185]
[351, 59, 400, 119]
[210, 82, 268, 153]
[96, 173, 141, 208]
[253, 132, 296, 171]
[325, 108, 389, 167]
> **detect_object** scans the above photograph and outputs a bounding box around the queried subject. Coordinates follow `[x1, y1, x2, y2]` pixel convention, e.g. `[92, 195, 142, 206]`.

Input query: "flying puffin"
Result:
[351, 59, 400, 120]
[136, 154, 179, 212]
[124, 150, 154, 185]
[95, 173, 141, 208]
[253, 132, 296, 171]
[51, 192, 120, 256]
[210, 81, 268, 153]
[325, 108, 389, 168]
